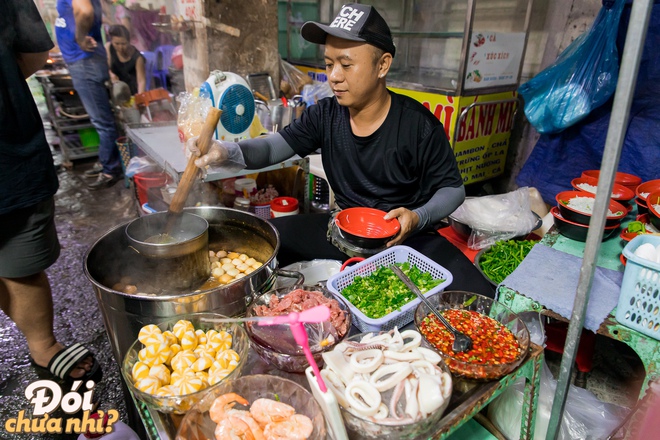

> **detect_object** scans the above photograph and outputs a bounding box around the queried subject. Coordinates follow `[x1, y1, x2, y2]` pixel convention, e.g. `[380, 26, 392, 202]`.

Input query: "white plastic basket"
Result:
[615, 235, 660, 340]
[327, 245, 453, 332]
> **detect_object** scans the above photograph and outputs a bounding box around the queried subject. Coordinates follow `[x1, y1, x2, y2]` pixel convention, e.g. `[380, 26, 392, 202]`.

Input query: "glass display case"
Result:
[279, 0, 535, 185]
[280, 0, 534, 96]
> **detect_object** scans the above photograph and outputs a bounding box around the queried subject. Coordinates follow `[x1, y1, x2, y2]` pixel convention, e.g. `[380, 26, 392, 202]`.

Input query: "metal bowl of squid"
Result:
[331, 331, 452, 440]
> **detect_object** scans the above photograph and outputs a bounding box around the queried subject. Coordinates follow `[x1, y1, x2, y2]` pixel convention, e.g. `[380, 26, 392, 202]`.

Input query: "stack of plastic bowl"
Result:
[552, 190, 627, 242]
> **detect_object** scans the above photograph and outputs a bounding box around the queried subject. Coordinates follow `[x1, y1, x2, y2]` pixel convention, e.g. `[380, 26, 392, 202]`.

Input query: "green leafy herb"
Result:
[274, 394, 280, 402]
[627, 221, 646, 234]
[478, 239, 538, 284]
[340, 263, 444, 319]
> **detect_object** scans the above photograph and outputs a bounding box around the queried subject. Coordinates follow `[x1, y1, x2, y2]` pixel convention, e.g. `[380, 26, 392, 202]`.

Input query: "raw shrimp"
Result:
[210, 393, 249, 423]
[263, 414, 314, 440]
[215, 415, 255, 440]
[249, 398, 295, 428]
[227, 409, 264, 440]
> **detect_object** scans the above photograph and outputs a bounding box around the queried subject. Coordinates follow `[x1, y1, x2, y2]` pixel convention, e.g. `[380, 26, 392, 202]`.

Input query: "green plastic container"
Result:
[78, 127, 100, 151]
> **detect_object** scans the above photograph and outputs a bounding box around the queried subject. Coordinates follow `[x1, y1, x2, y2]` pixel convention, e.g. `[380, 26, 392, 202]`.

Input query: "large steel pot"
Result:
[84, 207, 283, 364]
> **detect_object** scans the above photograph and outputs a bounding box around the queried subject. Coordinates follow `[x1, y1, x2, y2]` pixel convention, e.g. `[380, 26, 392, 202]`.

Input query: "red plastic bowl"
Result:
[635, 179, 660, 203]
[620, 214, 652, 242]
[581, 170, 641, 193]
[555, 190, 627, 227]
[571, 176, 635, 203]
[550, 207, 619, 242]
[335, 207, 400, 249]
[647, 190, 660, 230]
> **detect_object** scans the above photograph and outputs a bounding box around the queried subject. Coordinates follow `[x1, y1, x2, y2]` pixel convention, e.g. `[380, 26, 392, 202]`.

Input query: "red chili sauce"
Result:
[419, 309, 520, 366]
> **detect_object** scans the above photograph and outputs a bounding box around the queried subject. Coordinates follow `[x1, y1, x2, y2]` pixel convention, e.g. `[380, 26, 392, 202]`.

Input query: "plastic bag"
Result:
[125, 156, 160, 177]
[449, 187, 539, 250]
[518, 0, 625, 134]
[301, 82, 334, 107]
[280, 58, 313, 98]
[487, 362, 625, 440]
[176, 91, 212, 143]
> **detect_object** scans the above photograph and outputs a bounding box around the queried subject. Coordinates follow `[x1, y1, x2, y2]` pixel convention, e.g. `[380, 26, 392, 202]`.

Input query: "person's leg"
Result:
[269, 213, 347, 267]
[0, 198, 95, 379]
[0, 274, 92, 377]
[404, 231, 495, 298]
[68, 56, 122, 178]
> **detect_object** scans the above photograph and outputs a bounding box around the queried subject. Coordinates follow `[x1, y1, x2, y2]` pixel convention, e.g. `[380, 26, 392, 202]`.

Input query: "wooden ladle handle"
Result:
[168, 107, 223, 215]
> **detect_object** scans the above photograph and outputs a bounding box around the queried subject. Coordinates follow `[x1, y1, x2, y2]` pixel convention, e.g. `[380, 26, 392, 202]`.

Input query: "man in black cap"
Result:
[190, 3, 494, 297]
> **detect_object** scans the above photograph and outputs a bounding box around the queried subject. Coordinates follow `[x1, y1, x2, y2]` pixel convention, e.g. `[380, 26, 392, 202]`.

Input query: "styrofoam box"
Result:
[327, 245, 453, 332]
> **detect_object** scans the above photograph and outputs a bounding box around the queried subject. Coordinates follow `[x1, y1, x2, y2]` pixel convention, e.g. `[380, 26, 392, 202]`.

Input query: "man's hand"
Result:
[186, 137, 229, 169]
[78, 36, 97, 52]
[384, 207, 419, 247]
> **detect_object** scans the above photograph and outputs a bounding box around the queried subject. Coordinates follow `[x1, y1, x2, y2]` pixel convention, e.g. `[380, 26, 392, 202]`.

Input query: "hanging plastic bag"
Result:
[449, 187, 540, 250]
[176, 90, 212, 143]
[280, 58, 313, 98]
[518, 0, 625, 134]
[301, 82, 334, 106]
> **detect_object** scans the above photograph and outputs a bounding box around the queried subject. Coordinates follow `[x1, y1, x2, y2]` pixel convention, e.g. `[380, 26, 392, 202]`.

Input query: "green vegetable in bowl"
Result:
[627, 221, 646, 234]
[340, 263, 443, 319]
[478, 239, 538, 285]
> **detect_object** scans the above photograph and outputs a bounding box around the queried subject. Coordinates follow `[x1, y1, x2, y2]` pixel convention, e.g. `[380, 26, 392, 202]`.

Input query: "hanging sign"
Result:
[177, 0, 202, 20]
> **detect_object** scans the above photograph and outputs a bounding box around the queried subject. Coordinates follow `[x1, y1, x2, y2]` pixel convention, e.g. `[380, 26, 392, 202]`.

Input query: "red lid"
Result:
[335, 207, 401, 239]
[581, 170, 642, 187]
[270, 197, 299, 213]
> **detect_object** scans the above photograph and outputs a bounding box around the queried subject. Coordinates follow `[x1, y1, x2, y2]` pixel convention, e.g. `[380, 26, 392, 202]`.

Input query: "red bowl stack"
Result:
[647, 190, 660, 231]
[552, 190, 626, 242]
[635, 180, 660, 215]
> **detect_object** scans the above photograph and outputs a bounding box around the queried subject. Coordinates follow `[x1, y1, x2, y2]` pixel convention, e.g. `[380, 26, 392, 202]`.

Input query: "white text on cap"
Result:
[330, 5, 365, 32]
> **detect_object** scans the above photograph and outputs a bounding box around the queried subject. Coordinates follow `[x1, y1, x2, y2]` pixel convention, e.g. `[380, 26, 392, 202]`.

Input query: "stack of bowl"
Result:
[647, 191, 660, 230]
[635, 180, 660, 215]
[552, 189, 627, 242]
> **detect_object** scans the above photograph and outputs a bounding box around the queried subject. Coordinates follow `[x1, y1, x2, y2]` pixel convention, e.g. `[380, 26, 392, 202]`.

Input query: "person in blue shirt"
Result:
[56, 0, 123, 189]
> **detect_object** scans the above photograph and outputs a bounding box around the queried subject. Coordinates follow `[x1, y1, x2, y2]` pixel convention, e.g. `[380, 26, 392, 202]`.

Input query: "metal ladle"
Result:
[390, 265, 473, 353]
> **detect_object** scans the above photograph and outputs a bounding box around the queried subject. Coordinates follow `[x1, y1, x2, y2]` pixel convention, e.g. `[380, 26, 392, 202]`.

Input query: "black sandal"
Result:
[30, 343, 103, 385]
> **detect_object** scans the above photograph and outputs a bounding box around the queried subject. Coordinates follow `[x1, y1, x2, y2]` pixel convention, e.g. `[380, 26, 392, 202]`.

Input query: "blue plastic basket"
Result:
[615, 235, 660, 340]
[326, 245, 453, 332]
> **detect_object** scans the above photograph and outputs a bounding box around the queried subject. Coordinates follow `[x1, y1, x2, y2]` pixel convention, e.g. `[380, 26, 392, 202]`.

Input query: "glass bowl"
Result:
[176, 374, 326, 440]
[333, 332, 453, 440]
[121, 312, 250, 414]
[245, 284, 352, 372]
[414, 291, 530, 380]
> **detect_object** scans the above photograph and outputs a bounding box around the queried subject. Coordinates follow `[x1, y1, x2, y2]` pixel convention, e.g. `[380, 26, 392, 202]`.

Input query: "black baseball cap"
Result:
[301, 3, 396, 57]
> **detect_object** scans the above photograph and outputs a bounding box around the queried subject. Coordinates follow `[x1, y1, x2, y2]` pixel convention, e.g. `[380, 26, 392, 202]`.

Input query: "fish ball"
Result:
[221, 263, 235, 272]
[251, 261, 263, 269]
[212, 267, 225, 278]
[238, 254, 248, 262]
[231, 258, 243, 266]
[211, 261, 222, 269]
[112, 283, 126, 292]
[226, 268, 239, 277]
[216, 250, 227, 258]
[218, 274, 233, 284]
[209, 251, 216, 257]
[244, 267, 255, 275]
[220, 257, 232, 264]
[125, 285, 138, 295]
[236, 263, 249, 273]
[235, 273, 246, 279]
[245, 258, 256, 266]
[209, 256, 219, 264]
[227, 252, 239, 259]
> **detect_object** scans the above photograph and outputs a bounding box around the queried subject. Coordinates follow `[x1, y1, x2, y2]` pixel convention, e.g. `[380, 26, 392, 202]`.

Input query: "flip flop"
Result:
[29, 343, 103, 385]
